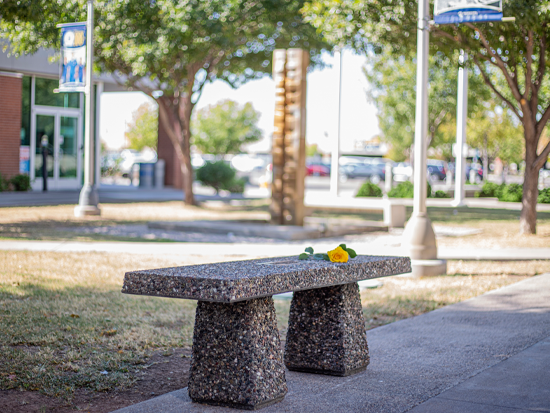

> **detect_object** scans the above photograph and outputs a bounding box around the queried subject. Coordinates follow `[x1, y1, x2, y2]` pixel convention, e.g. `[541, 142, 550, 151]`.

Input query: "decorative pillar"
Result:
[271, 49, 308, 226]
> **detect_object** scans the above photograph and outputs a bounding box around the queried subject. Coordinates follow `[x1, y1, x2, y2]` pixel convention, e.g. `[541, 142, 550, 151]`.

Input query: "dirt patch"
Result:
[0, 348, 192, 413]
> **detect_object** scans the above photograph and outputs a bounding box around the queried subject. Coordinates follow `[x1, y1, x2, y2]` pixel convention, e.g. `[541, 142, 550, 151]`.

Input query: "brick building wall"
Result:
[0, 73, 22, 179]
[157, 118, 182, 189]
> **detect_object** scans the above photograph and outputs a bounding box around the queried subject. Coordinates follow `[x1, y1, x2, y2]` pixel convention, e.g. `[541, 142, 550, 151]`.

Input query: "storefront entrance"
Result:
[31, 109, 82, 190]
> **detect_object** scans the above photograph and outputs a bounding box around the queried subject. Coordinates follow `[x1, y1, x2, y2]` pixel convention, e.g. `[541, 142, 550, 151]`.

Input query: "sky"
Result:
[99, 49, 380, 154]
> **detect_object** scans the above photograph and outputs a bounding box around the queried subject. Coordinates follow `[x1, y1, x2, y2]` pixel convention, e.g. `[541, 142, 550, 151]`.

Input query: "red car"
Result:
[306, 163, 330, 176]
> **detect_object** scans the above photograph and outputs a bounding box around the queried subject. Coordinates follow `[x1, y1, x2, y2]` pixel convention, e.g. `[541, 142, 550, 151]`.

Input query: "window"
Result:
[20, 76, 31, 145]
[34, 77, 79, 108]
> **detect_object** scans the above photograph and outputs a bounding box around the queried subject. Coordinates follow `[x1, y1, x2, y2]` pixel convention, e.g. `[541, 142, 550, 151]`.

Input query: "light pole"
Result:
[75, 0, 101, 217]
[452, 50, 468, 207]
[330, 47, 344, 196]
[402, 0, 446, 276]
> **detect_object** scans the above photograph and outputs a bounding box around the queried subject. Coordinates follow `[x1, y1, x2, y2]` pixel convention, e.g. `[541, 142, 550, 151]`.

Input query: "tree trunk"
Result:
[157, 97, 195, 205]
[519, 126, 539, 234]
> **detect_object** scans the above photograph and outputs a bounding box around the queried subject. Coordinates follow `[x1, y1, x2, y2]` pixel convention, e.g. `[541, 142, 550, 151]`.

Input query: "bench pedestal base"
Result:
[188, 297, 287, 410]
[285, 282, 369, 376]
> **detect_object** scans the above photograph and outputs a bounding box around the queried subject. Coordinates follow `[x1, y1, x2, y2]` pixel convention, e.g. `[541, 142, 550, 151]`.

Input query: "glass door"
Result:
[34, 114, 55, 181]
[33, 111, 81, 190]
[58, 116, 79, 182]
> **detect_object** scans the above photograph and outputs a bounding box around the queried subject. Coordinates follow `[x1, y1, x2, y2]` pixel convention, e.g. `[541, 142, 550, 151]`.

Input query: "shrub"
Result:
[475, 182, 500, 198]
[498, 183, 523, 202]
[196, 160, 236, 193]
[538, 187, 550, 204]
[10, 174, 31, 191]
[388, 181, 432, 198]
[0, 173, 8, 191]
[356, 182, 382, 197]
[220, 177, 247, 194]
[433, 190, 450, 198]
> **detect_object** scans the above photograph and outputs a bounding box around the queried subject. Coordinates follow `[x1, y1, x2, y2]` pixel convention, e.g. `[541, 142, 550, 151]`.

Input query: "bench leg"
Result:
[285, 282, 369, 376]
[188, 297, 287, 410]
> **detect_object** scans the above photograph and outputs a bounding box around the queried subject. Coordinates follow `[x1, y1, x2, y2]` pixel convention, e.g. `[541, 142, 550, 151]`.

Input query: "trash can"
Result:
[139, 163, 155, 188]
[155, 159, 165, 189]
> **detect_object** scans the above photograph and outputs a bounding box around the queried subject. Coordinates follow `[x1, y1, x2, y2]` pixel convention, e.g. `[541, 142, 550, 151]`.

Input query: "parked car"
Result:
[339, 163, 385, 184]
[306, 163, 330, 176]
[427, 159, 447, 182]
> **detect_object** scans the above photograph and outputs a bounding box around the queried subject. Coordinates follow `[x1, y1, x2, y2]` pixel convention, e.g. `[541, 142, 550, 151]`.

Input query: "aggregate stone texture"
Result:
[187, 297, 287, 410]
[285, 282, 369, 376]
[122, 255, 411, 303]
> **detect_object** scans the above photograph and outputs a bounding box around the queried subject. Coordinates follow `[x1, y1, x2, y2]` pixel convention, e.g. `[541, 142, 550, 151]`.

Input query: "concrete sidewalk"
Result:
[112, 273, 550, 413]
[0, 239, 549, 261]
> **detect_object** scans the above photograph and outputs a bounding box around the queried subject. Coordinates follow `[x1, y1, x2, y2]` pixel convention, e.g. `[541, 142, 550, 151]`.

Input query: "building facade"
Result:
[0, 47, 122, 190]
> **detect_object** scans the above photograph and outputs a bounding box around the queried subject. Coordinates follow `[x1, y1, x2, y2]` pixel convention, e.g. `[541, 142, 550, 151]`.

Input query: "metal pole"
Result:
[402, 0, 439, 265]
[75, 0, 100, 216]
[452, 50, 468, 207]
[330, 47, 343, 196]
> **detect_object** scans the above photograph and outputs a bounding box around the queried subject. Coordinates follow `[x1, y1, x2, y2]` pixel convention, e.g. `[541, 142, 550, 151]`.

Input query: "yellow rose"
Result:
[327, 246, 349, 263]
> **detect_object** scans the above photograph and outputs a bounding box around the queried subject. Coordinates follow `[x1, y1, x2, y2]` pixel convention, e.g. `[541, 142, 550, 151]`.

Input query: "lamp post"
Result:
[330, 47, 344, 197]
[75, 0, 101, 217]
[452, 50, 468, 207]
[402, 0, 446, 276]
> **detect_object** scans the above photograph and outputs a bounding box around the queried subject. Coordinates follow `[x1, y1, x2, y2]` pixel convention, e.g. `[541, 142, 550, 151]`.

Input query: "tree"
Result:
[1, 0, 330, 205]
[192, 100, 262, 155]
[126, 103, 158, 152]
[302, 0, 550, 234]
[466, 103, 524, 179]
[364, 48, 491, 162]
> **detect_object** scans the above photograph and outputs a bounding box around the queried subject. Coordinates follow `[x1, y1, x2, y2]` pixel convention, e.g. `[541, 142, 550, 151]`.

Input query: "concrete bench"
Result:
[304, 196, 407, 228]
[122, 255, 411, 410]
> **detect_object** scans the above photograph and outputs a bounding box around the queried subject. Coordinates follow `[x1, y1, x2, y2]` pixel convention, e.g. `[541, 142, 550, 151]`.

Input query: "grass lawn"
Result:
[1, 249, 545, 408]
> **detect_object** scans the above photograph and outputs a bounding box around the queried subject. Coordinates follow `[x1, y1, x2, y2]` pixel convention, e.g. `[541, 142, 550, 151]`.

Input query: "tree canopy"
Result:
[1, 0, 331, 205]
[364, 47, 491, 161]
[192, 100, 262, 155]
[302, 0, 550, 233]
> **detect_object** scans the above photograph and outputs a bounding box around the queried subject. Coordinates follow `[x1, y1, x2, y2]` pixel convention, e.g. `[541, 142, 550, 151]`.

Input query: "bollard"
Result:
[384, 163, 392, 197]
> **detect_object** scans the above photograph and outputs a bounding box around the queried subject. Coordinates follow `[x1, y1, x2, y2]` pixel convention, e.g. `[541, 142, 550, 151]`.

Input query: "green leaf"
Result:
[305, 247, 314, 254]
[313, 254, 325, 260]
[339, 244, 347, 250]
[346, 248, 357, 258]
[323, 254, 330, 261]
[299, 253, 310, 260]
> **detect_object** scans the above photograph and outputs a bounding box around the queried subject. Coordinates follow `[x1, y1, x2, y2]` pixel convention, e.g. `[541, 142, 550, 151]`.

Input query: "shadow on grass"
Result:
[0, 220, 175, 242]
[0, 282, 195, 400]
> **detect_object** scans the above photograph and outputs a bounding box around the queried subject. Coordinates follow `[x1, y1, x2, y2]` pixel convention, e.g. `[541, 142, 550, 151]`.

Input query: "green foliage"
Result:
[192, 100, 262, 155]
[10, 174, 31, 192]
[475, 182, 501, 198]
[538, 188, 550, 204]
[196, 161, 236, 193]
[126, 103, 158, 152]
[220, 177, 247, 194]
[388, 181, 432, 198]
[356, 182, 383, 198]
[433, 190, 450, 199]
[499, 183, 523, 203]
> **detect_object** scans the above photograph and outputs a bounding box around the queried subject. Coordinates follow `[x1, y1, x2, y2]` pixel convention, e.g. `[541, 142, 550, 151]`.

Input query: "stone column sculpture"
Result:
[271, 49, 308, 226]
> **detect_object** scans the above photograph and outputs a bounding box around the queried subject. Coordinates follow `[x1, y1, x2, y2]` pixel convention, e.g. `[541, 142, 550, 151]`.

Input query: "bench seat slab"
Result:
[188, 297, 287, 410]
[285, 282, 369, 376]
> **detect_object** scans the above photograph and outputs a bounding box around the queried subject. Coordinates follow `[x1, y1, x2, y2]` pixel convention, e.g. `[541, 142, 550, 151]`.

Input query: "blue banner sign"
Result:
[59, 23, 87, 92]
[434, 0, 503, 24]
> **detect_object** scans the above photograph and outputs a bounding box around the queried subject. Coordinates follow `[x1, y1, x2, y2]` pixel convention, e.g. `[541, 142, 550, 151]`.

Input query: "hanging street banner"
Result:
[434, 0, 503, 25]
[58, 22, 87, 92]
